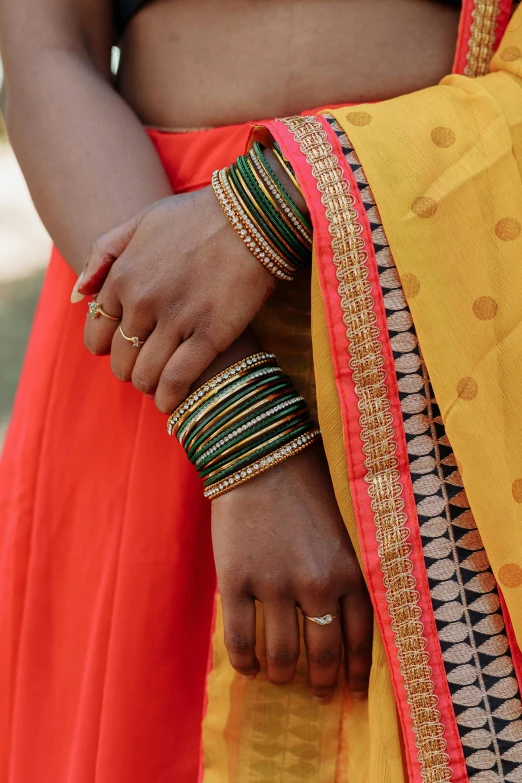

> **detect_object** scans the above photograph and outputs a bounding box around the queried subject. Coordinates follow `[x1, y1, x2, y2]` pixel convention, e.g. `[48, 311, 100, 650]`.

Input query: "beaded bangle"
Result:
[204, 430, 321, 499]
[212, 170, 294, 282]
[211, 140, 313, 283]
[168, 354, 321, 498]
[248, 146, 312, 244]
[231, 155, 310, 268]
[167, 352, 276, 435]
[234, 156, 310, 260]
[225, 166, 299, 271]
[272, 142, 304, 198]
[201, 417, 312, 481]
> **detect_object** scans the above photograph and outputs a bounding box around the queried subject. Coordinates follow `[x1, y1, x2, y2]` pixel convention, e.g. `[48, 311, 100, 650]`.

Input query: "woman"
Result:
[1, 0, 521, 781]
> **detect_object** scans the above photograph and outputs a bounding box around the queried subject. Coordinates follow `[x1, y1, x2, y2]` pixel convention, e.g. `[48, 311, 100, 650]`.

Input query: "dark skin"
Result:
[0, 0, 460, 700]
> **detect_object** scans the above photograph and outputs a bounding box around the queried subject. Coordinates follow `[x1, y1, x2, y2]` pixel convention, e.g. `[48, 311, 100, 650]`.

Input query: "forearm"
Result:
[1, 50, 172, 275]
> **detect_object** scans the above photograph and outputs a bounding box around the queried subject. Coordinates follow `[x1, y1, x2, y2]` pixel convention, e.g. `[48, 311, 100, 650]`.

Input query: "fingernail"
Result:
[70, 272, 85, 303]
[244, 674, 257, 681]
[352, 691, 368, 701]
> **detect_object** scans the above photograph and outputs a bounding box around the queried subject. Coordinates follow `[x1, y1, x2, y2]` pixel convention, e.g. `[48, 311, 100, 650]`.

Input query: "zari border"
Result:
[275, 115, 453, 783]
[454, 0, 510, 76]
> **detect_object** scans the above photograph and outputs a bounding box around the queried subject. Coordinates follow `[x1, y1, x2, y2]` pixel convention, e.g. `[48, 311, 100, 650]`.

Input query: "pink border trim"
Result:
[453, 0, 513, 74]
[260, 116, 469, 782]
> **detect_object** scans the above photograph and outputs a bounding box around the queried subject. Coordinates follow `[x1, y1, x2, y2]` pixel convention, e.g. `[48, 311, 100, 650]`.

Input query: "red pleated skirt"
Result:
[0, 120, 263, 783]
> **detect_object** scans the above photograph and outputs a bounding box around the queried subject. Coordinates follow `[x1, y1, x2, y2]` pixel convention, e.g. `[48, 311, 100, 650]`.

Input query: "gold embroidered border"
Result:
[279, 115, 452, 783]
[465, 0, 502, 76]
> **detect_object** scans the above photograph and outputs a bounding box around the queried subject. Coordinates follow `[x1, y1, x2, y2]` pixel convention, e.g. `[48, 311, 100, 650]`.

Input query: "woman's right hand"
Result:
[211, 443, 373, 702]
[78, 185, 277, 414]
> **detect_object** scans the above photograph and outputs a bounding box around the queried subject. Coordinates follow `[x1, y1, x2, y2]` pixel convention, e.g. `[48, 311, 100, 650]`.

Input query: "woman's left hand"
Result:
[78, 185, 276, 413]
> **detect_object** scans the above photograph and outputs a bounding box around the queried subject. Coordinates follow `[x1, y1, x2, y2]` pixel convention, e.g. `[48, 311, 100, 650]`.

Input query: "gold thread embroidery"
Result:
[279, 115, 452, 783]
[464, 0, 503, 77]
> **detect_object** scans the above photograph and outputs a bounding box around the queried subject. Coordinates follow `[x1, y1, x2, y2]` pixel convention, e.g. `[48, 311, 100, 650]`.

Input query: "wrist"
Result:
[168, 352, 321, 499]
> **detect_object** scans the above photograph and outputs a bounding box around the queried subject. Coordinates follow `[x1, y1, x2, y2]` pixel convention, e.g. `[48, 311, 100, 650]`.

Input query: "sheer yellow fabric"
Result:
[329, 8, 522, 638]
[202, 10, 522, 781]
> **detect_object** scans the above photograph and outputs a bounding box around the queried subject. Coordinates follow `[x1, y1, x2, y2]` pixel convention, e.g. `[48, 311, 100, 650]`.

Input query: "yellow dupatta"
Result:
[201, 6, 522, 782]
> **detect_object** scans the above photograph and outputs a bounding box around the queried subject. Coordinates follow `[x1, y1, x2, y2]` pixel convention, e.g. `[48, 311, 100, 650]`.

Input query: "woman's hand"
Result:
[212, 443, 373, 701]
[79, 186, 276, 414]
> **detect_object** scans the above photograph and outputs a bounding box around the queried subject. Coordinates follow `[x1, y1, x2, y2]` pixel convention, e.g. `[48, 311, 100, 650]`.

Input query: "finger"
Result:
[110, 316, 156, 383]
[77, 209, 149, 297]
[83, 278, 123, 357]
[303, 608, 342, 702]
[341, 583, 373, 697]
[131, 325, 183, 397]
[155, 333, 220, 414]
[263, 602, 300, 685]
[222, 594, 259, 678]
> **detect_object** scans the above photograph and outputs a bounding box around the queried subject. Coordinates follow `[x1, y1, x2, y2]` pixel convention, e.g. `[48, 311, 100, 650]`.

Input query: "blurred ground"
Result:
[0, 141, 51, 446]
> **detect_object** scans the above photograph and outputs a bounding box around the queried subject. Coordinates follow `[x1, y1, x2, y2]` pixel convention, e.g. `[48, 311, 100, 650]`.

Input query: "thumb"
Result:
[73, 209, 148, 300]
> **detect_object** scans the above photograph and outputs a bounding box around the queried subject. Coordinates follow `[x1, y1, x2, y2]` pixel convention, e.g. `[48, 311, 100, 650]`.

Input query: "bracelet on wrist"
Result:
[212, 142, 312, 283]
[167, 354, 321, 499]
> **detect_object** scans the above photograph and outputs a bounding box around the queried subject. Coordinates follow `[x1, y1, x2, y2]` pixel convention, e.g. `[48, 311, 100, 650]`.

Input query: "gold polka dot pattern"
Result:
[498, 563, 522, 588]
[431, 127, 456, 148]
[512, 479, 522, 503]
[495, 218, 521, 241]
[345, 111, 372, 127]
[411, 197, 438, 218]
[501, 46, 522, 62]
[401, 273, 421, 298]
[457, 377, 478, 401]
[472, 296, 498, 320]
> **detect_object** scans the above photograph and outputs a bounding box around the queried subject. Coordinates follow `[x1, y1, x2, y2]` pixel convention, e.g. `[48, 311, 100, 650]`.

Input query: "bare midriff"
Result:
[116, 0, 461, 129]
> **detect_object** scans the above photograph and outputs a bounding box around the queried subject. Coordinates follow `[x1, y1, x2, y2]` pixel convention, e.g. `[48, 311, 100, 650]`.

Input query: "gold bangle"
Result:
[248, 149, 312, 244]
[196, 395, 305, 464]
[213, 170, 294, 282]
[167, 353, 276, 434]
[204, 429, 321, 499]
[201, 409, 307, 471]
[192, 391, 302, 458]
[215, 169, 292, 276]
[231, 166, 304, 265]
[246, 154, 312, 247]
[178, 370, 281, 446]
[203, 421, 311, 483]
[223, 170, 296, 275]
[180, 374, 284, 450]
[272, 145, 304, 197]
[188, 385, 290, 455]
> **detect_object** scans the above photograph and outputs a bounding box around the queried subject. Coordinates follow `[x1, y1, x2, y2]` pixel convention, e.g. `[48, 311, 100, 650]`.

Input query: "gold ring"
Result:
[87, 297, 120, 322]
[119, 325, 145, 348]
[303, 612, 339, 626]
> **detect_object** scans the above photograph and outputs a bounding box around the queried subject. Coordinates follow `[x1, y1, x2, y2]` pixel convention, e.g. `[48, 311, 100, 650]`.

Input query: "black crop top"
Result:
[114, 0, 464, 34]
[114, 0, 146, 32]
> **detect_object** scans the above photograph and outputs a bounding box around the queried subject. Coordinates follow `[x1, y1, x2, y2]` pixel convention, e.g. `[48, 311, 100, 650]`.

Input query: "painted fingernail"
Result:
[70, 272, 85, 303]
[352, 691, 368, 701]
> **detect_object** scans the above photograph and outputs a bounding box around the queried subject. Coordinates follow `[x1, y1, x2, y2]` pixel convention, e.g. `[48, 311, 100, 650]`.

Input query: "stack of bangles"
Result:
[167, 353, 321, 499]
[212, 142, 312, 282]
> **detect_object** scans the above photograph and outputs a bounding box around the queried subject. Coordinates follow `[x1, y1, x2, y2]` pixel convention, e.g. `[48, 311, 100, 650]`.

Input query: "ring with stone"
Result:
[87, 297, 120, 322]
[119, 325, 145, 348]
[304, 611, 340, 626]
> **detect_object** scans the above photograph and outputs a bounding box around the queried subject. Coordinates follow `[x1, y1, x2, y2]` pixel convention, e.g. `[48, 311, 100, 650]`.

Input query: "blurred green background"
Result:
[0, 70, 50, 447]
[0, 272, 45, 443]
